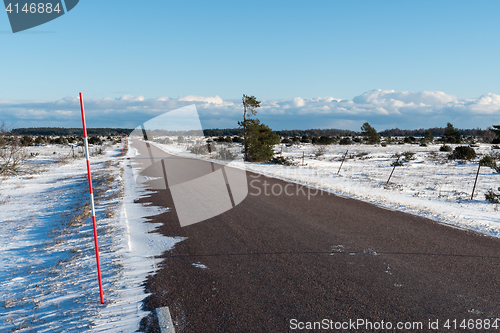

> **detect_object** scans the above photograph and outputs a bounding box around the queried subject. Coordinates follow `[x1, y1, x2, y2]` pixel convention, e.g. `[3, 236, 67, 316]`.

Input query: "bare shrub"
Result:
[427, 151, 442, 162]
[68, 203, 91, 227]
[0, 143, 31, 176]
[216, 148, 236, 160]
[104, 207, 116, 219]
[188, 144, 209, 155]
[3, 299, 15, 308]
[313, 146, 326, 158]
[403, 151, 416, 161]
[0, 122, 32, 176]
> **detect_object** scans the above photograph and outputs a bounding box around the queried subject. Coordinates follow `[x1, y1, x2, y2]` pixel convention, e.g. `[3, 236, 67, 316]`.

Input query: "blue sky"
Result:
[1, 1, 500, 131]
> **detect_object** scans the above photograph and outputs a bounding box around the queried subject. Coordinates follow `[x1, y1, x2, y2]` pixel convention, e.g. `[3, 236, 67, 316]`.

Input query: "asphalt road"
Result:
[130, 140, 500, 333]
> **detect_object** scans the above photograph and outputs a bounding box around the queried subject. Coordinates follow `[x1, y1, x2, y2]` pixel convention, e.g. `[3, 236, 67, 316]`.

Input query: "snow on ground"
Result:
[152, 139, 500, 238]
[1, 138, 498, 331]
[0, 143, 183, 332]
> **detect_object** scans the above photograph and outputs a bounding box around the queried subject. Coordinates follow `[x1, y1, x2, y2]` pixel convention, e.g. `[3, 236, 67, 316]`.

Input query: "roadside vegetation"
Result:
[0, 122, 31, 176]
[0, 122, 122, 182]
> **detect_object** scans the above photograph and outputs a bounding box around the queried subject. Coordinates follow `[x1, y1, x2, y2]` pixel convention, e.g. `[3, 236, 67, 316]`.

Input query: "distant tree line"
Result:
[14, 134, 108, 147]
[203, 128, 244, 137]
[205, 126, 495, 140]
[11, 127, 356, 138]
[378, 127, 492, 138]
[275, 128, 357, 137]
[12, 127, 133, 136]
[10, 125, 499, 144]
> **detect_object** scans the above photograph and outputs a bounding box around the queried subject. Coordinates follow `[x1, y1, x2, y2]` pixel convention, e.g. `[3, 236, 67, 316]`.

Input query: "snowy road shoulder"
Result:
[92, 146, 185, 332]
[0, 144, 184, 332]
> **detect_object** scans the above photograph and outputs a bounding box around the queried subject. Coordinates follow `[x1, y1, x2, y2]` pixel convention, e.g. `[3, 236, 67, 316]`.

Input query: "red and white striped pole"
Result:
[79, 92, 105, 305]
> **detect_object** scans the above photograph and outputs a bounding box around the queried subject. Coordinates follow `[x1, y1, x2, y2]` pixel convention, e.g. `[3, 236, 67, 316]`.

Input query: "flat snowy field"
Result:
[154, 139, 500, 237]
[0, 144, 183, 332]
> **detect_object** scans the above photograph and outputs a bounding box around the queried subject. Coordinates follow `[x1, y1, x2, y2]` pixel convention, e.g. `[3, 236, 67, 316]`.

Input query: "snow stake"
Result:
[79, 92, 105, 305]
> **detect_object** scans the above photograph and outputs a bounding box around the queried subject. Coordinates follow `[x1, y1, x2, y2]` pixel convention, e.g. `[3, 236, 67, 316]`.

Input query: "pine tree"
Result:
[240, 95, 261, 161]
[361, 122, 380, 144]
[443, 123, 461, 143]
[424, 130, 434, 143]
[490, 125, 500, 144]
[245, 119, 280, 162]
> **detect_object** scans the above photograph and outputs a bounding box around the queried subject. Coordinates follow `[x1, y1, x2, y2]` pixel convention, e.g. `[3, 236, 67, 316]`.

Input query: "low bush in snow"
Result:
[216, 148, 236, 160]
[440, 144, 452, 152]
[403, 151, 416, 161]
[480, 156, 500, 173]
[312, 135, 335, 145]
[339, 137, 352, 145]
[485, 188, 500, 204]
[356, 152, 370, 159]
[270, 155, 296, 166]
[391, 160, 404, 167]
[449, 146, 476, 161]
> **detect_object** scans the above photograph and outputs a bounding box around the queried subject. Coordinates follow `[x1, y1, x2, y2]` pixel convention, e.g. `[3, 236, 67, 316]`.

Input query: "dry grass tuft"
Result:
[104, 206, 116, 219]
[3, 299, 15, 308]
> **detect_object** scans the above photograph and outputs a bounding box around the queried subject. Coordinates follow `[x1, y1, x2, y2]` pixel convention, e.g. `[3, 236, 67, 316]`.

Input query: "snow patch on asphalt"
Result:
[191, 262, 209, 270]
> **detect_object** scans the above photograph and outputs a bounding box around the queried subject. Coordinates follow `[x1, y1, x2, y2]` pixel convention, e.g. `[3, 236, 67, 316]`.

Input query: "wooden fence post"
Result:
[471, 163, 481, 200]
[387, 157, 400, 184]
[337, 150, 348, 174]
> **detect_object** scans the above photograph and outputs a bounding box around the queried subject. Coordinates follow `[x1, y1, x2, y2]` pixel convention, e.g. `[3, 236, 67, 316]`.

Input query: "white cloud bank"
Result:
[1, 89, 499, 130]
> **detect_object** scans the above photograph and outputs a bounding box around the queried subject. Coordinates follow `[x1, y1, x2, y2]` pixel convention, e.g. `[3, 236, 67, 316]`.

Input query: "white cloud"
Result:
[464, 93, 500, 114]
[178, 95, 232, 106]
[1, 91, 499, 130]
[292, 97, 305, 108]
[353, 89, 457, 106]
[118, 95, 134, 101]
